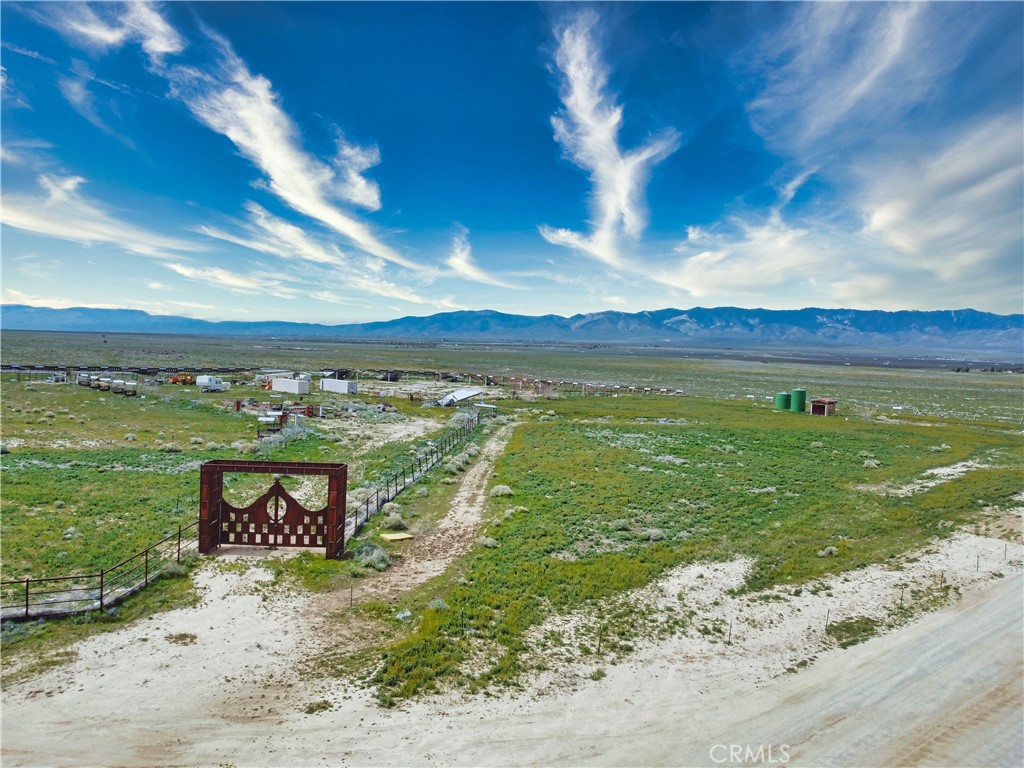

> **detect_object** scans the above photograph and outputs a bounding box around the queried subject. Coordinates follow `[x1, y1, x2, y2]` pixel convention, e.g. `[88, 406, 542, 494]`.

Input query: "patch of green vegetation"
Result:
[262, 552, 355, 592]
[825, 615, 880, 648]
[368, 393, 1022, 702]
[303, 699, 333, 714]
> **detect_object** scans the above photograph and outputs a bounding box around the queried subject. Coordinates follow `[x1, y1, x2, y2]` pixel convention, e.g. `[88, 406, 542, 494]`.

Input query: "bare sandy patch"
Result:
[854, 458, 990, 497]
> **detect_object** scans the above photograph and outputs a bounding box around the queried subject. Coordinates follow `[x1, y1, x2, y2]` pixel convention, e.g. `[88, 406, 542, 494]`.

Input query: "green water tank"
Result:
[790, 388, 807, 413]
[774, 392, 791, 410]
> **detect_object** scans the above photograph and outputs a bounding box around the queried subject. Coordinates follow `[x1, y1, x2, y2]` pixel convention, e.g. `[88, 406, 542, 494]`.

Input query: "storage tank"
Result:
[790, 388, 807, 413]
[774, 392, 791, 410]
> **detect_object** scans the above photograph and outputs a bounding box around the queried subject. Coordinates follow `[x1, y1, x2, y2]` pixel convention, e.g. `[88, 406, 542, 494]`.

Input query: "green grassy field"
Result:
[363, 393, 1023, 702]
[1, 332, 1021, 700]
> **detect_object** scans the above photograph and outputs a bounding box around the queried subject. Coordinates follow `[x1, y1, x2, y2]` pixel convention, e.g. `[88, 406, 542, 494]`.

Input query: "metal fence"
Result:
[1, 411, 485, 622]
[346, 411, 483, 535]
[1, 522, 200, 622]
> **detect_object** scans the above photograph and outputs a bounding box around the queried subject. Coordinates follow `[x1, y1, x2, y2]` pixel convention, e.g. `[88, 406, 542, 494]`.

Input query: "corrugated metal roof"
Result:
[437, 387, 485, 406]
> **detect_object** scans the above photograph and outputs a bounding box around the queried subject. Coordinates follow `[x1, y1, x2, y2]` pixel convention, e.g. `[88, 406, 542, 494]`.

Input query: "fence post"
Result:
[24, 578, 30, 619]
[99, 570, 105, 612]
[177, 525, 182, 564]
[145, 549, 150, 586]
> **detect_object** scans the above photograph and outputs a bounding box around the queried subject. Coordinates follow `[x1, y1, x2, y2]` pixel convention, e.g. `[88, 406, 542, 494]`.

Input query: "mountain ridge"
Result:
[2, 304, 1021, 358]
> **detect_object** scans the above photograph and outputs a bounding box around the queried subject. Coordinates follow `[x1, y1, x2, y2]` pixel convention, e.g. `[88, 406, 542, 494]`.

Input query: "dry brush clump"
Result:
[353, 542, 391, 571]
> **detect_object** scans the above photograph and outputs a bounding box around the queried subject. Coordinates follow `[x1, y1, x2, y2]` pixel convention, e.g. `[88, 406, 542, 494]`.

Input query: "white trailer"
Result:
[271, 378, 310, 395]
[320, 379, 358, 394]
[196, 375, 229, 392]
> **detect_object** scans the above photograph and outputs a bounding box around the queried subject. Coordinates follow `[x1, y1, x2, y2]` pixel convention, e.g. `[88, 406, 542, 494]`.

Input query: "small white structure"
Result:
[272, 378, 310, 395]
[255, 369, 294, 383]
[437, 387, 484, 407]
[320, 379, 358, 394]
[197, 375, 229, 392]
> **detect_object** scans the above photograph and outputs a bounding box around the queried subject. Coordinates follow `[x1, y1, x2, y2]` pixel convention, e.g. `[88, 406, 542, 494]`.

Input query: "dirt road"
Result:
[2, 567, 1020, 767]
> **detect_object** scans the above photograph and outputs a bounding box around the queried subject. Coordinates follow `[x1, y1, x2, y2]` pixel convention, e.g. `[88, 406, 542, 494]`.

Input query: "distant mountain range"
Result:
[2, 304, 1022, 358]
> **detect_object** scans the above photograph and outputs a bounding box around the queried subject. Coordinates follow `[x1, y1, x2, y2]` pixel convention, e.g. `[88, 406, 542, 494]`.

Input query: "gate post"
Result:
[199, 464, 223, 554]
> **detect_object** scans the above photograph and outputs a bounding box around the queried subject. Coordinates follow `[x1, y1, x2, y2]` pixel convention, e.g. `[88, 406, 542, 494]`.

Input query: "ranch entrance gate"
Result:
[198, 460, 348, 559]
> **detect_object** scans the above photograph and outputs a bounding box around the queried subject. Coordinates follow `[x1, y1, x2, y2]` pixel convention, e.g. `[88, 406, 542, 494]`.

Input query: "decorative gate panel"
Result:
[220, 480, 328, 548]
[199, 460, 348, 559]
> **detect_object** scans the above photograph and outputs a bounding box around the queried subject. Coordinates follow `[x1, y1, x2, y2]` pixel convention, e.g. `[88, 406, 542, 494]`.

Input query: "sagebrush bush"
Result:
[383, 513, 407, 531]
[354, 542, 391, 571]
[489, 485, 513, 497]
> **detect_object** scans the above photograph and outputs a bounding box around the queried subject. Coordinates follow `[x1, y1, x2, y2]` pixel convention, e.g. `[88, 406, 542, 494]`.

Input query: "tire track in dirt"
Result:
[321, 422, 515, 608]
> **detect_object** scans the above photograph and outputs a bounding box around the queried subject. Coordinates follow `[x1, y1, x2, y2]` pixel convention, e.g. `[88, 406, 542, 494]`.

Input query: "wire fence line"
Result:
[1, 523, 200, 622]
[1, 410, 487, 623]
[345, 410, 484, 537]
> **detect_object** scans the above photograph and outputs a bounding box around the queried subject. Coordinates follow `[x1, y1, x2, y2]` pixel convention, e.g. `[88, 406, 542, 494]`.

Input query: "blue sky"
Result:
[2, 1, 1021, 323]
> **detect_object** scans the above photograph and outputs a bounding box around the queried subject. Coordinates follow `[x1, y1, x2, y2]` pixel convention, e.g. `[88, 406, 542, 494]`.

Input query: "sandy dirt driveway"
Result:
[3, 570, 1020, 768]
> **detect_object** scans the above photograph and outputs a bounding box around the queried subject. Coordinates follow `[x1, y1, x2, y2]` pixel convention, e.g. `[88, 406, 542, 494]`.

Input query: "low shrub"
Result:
[353, 542, 391, 571]
[383, 513, 407, 531]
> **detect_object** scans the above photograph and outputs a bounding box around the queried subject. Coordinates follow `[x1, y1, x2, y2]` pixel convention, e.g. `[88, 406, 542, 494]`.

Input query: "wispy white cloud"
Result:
[38, 1, 184, 66]
[12, 254, 63, 281]
[332, 134, 382, 211]
[856, 114, 1023, 301]
[197, 201, 348, 269]
[1, 288, 119, 310]
[147, 281, 172, 291]
[0, 63, 32, 109]
[197, 203, 454, 309]
[445, 228, 519, 289]
[745, 3, 976, 162]
[163, 262, 299, 300]
[25, 1, 447, 309]
[58, 75, 132, 145]
[664, 209, 830, 303]
[167, 30, 419, 271]
[540, 10, 680, 267]
[2, 174, 202, 258]
[1, 41, 57, 65]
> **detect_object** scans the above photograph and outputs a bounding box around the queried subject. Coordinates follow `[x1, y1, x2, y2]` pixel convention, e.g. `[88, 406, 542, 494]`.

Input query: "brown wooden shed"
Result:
[810, 397, 837, 416]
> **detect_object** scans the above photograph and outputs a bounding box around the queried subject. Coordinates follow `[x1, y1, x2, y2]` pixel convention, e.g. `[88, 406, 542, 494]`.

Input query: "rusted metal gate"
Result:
[199, 460, 348, 559]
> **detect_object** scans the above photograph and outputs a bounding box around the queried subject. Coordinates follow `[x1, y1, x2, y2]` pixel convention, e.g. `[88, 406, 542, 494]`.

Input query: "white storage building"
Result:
[320, 379, 358, 394]
[271, 378, 310, 395]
